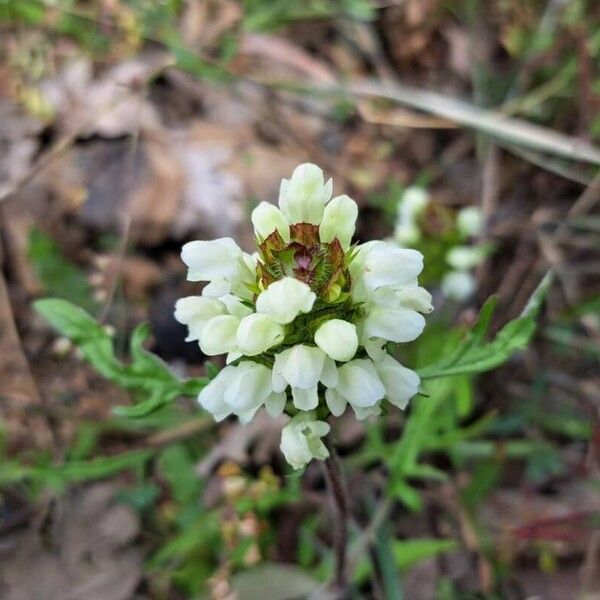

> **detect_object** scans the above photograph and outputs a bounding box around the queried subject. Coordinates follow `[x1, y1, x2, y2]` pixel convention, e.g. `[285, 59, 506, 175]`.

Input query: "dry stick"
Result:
[322, 443, 350, 595]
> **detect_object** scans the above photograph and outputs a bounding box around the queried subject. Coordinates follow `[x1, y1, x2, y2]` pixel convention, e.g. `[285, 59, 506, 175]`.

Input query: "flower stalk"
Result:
[322, 439, 350, 596]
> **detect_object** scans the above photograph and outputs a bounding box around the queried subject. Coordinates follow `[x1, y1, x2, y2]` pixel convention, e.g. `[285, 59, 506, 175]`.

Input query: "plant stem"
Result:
[322, 442, 350, 596]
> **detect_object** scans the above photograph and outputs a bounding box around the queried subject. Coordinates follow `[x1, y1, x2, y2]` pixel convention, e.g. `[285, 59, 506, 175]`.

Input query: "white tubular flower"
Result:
[360, 242, 424, 292]
[256, 277, 316, 324]
[279, 163, 333, 225]
[223, 361, 273, 422]
[199, 315, 240, 356]
[375, 354, 420, 410]
[181, 237, 243, 282]
[197, 366, 236, 421]
[319, 195, 358, 248]
[457, 206, 483, 238]
[174, 296, 226, 341]
[314, 319, 358, 362]
[236, 313, 285, 356]
[441, 270, 476, 301]
[252, 201, 290, 242]
[446, 246, 486, 270]
[280, 412, 330, 470]
[333, 359, 385, 408]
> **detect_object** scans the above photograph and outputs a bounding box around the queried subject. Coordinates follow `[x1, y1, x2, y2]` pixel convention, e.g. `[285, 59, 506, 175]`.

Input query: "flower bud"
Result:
[256, 277, 316, 324]
[279, 163, 332, 225]
[314, 319, 358, 362]
[251, 202, 290, 242]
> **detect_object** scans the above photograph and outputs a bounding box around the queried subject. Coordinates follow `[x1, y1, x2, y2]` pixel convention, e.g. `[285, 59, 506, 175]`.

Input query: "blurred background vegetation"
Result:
[0, 1, 599, 598]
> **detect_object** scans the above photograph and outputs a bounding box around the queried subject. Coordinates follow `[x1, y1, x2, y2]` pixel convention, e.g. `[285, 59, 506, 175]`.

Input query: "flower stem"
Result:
[322, 442, 350, 596]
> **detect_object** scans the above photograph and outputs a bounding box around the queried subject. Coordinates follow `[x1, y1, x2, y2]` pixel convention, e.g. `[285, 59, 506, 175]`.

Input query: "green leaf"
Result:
[374, 525, 403, 600]
[392, 538, 457, 571]
[418, 272, 553, 379]
[34, 298, 208, 417]
[0, 449, 154, 488]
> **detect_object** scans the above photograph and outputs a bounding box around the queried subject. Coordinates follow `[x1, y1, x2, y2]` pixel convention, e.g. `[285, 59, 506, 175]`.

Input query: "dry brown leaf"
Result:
[0, 484, 142, 600]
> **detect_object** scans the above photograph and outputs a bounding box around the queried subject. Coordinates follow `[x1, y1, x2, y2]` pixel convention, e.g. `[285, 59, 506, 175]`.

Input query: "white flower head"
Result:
[178, 163, 431, 468]
[395, 186, 428, 245]
[280, 412, 330, 470]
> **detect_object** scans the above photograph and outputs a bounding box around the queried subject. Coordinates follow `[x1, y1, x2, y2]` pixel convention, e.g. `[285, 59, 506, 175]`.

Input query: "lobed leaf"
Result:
[418, 272, 553, 379]
[34, 298, 208, 417]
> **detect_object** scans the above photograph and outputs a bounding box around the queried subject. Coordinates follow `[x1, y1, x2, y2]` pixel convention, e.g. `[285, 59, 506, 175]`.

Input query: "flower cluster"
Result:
[176, 164, 432, 469]
[394, 186, 487, 301]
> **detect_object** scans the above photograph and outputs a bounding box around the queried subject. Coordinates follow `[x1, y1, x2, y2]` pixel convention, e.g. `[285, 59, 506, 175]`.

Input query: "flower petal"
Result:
[364, 306, 425, 343]
[375, 354, 420, 410]
[363, 242, 424, 291]
[278, 163, 332, 225]
[199, 315, 240, 355]
[197, 366, 236, 421]
[319, 194, 358, 248]
[325, 387, 347, 416]
[181, 238, 243, 281]
[265, 391, 287, 417]
[320, 356, 339, 388]
[174, 296, 226, 341]
[292, 386, 319, 410]
[273, 345, 325, 389]
[223, 362, 272, 414]
[252, 201, 290, 242]
[335, 359, 385, 408]
[236, 313, 284, 356]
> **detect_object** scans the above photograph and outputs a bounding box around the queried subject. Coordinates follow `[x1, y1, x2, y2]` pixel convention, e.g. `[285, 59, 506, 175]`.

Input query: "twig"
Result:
[322, 442, 350, 596]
